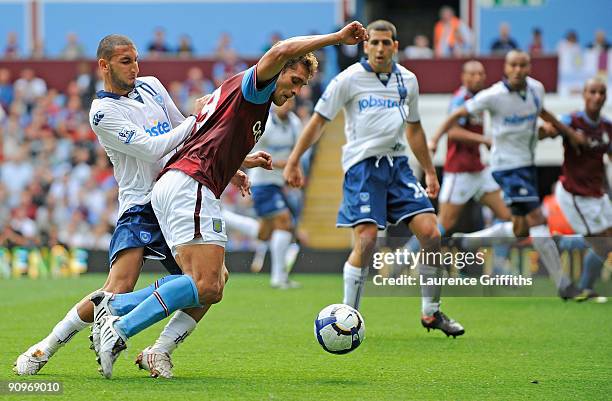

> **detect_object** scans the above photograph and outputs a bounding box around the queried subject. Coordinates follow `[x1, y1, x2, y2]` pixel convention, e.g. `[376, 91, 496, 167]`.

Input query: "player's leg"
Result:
[385, 157, 464, 337]
[344, 223, 378, 309]
[336, 158, 388, 310]
[13, 246, 145, 376]
[525, 206, 577, 297]
[97, 171, 226, 378]
[270, 210, 297, 288]
[438, 202, 466, 233]
[408, 213, 465, 338]
[555, 184, 612, 300]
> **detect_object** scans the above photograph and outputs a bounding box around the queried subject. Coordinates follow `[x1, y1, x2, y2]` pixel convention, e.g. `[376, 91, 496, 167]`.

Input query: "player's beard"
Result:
[109, 66, 135, 93]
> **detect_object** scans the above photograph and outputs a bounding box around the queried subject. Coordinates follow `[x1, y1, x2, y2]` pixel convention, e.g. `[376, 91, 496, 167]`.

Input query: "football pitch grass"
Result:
[1, 273, 610, 401]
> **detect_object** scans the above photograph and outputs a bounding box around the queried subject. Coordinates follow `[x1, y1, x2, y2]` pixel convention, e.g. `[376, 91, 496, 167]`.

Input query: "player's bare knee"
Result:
[201, 282, 224, 305]
[416, 225, 441, 250]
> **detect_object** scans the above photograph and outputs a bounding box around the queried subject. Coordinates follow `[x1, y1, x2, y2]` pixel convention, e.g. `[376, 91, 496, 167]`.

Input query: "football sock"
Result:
[110, 275, 181, 316]
[579, 249, 605, 291]
[343, 262, 366, 310]
[222, 209, 260, 239]
[270, 229, 292, 284]
[46, 306, 89, 355]
[115, 275, 200, 339]
[152, 310, 198, 354]
[529, 224, 570, 290]
[419, 264, 442, 316]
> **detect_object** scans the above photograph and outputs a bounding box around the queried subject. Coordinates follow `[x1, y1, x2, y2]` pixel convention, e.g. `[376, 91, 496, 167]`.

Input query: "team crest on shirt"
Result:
[154, 94, 165, 106]
[140, 231, 152, 244]
[359, 192, 370, 202]
[212, 218, 223, 233]
[92, 111, 104, 126]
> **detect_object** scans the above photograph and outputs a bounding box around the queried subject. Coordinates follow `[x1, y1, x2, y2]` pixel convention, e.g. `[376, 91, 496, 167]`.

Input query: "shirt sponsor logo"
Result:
[118, 128, 136, 144]
[503, 113, 537, 125]
[144, 120, 171, 137]
[358, 95, 400, 112]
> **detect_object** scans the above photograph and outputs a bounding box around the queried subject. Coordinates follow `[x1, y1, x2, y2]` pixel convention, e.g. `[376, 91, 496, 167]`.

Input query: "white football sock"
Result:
[343, 262, 366, 310]
[46, 306, 89, 355]
[152, 310, 197, 354]
[222, 209, 260, 239]
[419, 264, 442, 316]
[270, 230, 292, 284]
[530, 224, 570, 290]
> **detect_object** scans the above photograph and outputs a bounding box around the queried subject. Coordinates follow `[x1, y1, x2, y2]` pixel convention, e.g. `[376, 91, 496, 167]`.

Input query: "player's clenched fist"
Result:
[337, 21, 368, 45]
[230, 170, 251, 197]
[242, 151, 273, 170]
[424, 170, 440, 199]
[283, 161, 304, 188]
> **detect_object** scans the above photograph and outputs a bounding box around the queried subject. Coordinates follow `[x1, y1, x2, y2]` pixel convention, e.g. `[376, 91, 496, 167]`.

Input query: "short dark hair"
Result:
[96, 34, 135, 60]
[366, 20, 397, 41]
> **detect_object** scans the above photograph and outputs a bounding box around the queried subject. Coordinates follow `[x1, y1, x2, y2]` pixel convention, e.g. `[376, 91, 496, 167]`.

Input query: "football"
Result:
[314, 304, 365, 354]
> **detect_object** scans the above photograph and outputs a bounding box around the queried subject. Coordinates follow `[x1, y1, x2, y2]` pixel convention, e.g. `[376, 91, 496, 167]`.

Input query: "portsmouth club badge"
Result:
[212, 218, 223, 233]
[140, 231, 152, 244]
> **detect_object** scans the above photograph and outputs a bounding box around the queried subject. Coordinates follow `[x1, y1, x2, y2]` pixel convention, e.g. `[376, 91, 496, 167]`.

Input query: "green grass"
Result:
[0, 273, 611, 401]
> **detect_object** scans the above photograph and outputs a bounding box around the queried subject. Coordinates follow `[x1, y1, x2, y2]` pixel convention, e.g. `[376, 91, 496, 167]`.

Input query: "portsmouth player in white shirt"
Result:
[15, 34, 211, 378]
[285, 20, 464, 337]
[435, 50, 584, 299]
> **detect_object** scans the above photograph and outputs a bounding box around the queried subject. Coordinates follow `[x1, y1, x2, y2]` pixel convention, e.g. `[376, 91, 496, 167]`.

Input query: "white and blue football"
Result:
[314, 304, 365, 354]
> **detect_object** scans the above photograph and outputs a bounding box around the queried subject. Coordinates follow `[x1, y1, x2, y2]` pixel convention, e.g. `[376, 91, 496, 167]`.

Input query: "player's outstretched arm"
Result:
[447, 125, 492, 147]
[539, 108, 586, 145]
[256, 21, 367, 83]
[431, 106, 470, 153]
[407, 122, 439, 198]
[284, 112, 328, 188]
[91, 96, 208, 163]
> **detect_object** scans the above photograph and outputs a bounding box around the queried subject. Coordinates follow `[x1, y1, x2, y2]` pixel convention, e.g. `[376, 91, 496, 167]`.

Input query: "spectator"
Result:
[1, 145, 34, 207]
[30, 38, 45, 59]
[60, 32, 85, 60]
[433, 6, 473, 58]
[182, 67, 214, 111]
[214, 32, 236, 60]
[176, 34, 194, 58]
[262, 32, 282, 53]
[557, 30, 585, 96]
[212, 51, 246, 88]
[13, 68, 47, 112]
[585, 30, 611, 77]
[0, 68, 13, 110]
[404, 35, 434, 59]
[528, 28, 544, 56]
[3, 32, 19, 59]
[490, 22, 518, 56]
[147, 27, 170, 58]
[75, 62, 97, 108]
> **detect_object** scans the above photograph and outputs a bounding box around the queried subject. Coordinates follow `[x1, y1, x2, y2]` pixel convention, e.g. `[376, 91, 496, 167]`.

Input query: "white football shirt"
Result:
[315, 60, 421, 172]
[89, 76, 196, 217]
[249, 109, 302, 186]
[465, 77, 545, 171]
